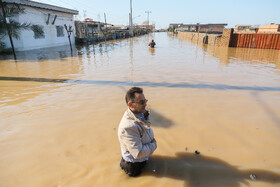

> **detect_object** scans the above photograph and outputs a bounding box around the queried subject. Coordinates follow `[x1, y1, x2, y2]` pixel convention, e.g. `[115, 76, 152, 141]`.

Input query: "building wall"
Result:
[174, 28, 233, 47]
[3, 5, 76, 51]
[215, 29, 233, 47]
[230, 33, 280, 50]
[200, 26, 224, 32]
[173, 29, 279, 50]
[258, 24, 280, 33]
[234, 29, 257, 34]
[211, 26, 225, 32]
[199, 26, 209, 32]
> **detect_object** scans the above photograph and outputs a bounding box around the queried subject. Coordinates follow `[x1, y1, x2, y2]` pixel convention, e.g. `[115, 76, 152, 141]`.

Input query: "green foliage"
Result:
[168, 26, 175, 32]
[0, 2, 44, 53]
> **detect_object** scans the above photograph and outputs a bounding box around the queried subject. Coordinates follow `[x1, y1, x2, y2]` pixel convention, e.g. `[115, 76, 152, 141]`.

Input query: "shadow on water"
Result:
[252, 91, 280, 125]
[142, 152, 280, 187]
[1, 76, 280, 91]
[150, 109, 174, 128]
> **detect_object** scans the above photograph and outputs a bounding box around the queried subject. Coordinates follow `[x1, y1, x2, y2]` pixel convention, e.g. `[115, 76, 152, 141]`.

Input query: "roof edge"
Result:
[3, 0, 79, 15]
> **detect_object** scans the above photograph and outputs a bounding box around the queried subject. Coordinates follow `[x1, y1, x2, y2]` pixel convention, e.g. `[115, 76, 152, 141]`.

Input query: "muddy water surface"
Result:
[1, 33, 280, 187]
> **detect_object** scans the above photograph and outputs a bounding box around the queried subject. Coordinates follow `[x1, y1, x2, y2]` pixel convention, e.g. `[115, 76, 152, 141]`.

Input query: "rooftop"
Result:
[3, 0, 79, 14]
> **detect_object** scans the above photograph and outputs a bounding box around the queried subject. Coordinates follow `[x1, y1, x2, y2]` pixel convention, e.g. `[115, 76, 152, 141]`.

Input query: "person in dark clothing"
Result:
[148, 40, 156, 48]
[120, 158, 147, 177]
[118, 87, 157, 177]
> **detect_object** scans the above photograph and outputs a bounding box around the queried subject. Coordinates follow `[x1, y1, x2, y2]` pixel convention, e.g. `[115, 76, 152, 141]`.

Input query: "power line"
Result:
[145, 11, 151, 25]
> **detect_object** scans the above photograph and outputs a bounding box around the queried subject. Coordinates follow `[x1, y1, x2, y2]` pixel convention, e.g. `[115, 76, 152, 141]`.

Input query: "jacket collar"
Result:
[126, 108, 151, 127]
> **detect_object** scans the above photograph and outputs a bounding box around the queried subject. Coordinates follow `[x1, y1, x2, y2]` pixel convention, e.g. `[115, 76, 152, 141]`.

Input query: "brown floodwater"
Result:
[0, 32, 280, 187]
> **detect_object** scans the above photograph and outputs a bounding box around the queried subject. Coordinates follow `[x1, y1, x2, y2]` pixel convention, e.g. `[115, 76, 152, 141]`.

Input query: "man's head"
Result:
[125, 87, 147, 115]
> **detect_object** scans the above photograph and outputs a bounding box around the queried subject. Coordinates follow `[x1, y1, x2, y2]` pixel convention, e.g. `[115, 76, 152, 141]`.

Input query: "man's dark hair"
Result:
[125, 87, 143, 104]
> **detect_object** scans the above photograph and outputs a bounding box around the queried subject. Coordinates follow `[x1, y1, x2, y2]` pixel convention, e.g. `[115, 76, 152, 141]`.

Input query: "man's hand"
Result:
[144, 110, 150, 120]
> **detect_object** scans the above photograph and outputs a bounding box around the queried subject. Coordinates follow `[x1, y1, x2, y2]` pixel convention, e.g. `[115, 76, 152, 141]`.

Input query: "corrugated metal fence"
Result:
[230, 34, 280, 50]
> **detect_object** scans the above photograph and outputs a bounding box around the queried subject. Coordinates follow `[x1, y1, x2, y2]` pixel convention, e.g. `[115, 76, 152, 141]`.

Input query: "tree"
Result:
[0, 2, 44, 53]
[168, 26, 175, 32]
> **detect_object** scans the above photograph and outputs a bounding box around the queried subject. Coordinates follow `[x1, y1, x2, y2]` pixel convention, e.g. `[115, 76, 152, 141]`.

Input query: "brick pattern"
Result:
[171, 28, 279, 50]
[172, 29, 233, 47]
[216, 29, 233, 47]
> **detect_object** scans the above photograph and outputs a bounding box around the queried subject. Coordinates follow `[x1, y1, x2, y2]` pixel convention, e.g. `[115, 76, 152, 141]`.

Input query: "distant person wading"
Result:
[118, 87, 157, 177]
[148, 40, 156, 48]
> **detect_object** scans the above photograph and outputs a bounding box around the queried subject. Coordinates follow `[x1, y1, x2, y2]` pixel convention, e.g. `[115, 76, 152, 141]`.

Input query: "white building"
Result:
[2, 0, 79, 51]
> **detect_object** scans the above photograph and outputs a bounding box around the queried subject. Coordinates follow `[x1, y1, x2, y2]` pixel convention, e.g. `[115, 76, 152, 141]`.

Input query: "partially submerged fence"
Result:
[230, 34, 280, 50]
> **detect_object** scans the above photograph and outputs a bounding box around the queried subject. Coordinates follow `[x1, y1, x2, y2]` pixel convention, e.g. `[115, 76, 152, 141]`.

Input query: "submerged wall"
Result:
[2, 5, 76, 52]
[173, 29, 233, 47]
[173, 29, 279, 50]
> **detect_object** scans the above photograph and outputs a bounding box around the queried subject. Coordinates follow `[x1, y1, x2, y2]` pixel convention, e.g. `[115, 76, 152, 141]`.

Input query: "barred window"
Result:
[56, 26, 64, 37]
[32, 25, 45, 39]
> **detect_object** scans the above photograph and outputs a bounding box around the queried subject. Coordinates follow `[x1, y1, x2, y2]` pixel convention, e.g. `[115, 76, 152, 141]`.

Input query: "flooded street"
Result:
[1, 32, 280, 187]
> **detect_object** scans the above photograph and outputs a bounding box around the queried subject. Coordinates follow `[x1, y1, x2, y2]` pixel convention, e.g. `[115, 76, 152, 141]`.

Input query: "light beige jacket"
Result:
[118, 108, 157, 160]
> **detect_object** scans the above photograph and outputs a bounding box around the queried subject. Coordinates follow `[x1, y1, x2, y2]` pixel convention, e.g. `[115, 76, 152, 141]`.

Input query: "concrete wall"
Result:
[200, 26, 224, 32]
[3, 5, 76, 51]
[258, 24, 280, 33]
[215, 29, 233, 47]
[174, 28, 233, 47]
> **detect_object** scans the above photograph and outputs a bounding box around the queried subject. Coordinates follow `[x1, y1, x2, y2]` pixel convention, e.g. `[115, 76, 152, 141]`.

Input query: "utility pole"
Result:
[0, 0, 16, 60]
[129, 0, 133, 36]
[104, 13, 107, 41]
[104, 13, 107, 31]
[83, 10, 87, 20]
[197, 23, 200, 44]
[145, 11, 151, 26]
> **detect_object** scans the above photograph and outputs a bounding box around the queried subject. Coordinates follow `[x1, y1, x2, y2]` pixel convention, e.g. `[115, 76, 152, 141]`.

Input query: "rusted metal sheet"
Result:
[274, 34, 278, 49]
[271, 34, 275, 49]
[258, 34, 262, 48]
[275, 35, 278, 49]
[276, 35, 280, 50]
[230, 33, 280, 50]
[260, 34, 265, 49]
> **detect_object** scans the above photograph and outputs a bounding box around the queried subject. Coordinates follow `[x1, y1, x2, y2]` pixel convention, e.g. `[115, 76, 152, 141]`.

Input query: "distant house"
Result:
[75, 18, 113, 41]
[138, 24, 155, 30]
[234, 24, 257, 33]
[169, 23, 183, 29]
[75, 19, 108, 39]
[235, 24, 252, 30]
[199, 24, 227, 33]
[107, 25, 128, 30]
[2, 0, 78, 51]
[176, 23, 227, 33]
[258, 23, 280, 33]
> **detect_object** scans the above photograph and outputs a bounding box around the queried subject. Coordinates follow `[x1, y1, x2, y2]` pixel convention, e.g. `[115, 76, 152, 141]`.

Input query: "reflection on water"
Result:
[0, 40, 129, 62]
[176, 33, 280, 69]
[203, 46, 280, 69]
[1, 33, 280, 187]
[149, 48, 155, 56]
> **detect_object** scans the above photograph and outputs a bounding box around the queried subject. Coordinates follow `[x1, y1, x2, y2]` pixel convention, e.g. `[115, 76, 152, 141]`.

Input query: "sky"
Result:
[33, 0, 280, 29]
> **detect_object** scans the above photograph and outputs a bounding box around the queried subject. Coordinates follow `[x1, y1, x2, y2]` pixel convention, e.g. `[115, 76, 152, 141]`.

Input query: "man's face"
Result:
[129, 93, 147, 115]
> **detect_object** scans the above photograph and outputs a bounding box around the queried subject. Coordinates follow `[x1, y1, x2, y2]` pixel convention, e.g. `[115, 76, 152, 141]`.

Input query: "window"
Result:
[56, 26, 64, 37]
[32, 25, 45, 39]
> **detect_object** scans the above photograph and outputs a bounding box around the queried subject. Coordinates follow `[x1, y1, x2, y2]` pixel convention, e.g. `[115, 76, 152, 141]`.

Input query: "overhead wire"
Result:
[30, 0, 129, 25]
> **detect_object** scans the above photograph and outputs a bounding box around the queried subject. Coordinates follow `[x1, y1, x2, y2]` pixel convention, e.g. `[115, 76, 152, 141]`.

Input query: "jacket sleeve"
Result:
[121, 125, 157, 159]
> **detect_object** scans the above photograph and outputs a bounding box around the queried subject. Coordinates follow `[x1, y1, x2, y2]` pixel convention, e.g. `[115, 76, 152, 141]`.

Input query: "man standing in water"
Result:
[118, 87, 157, 177]
[148, 40, 156, 48]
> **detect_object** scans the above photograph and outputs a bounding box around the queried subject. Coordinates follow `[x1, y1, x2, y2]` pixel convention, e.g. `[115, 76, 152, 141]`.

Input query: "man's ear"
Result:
[127, 101, 132, 108]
